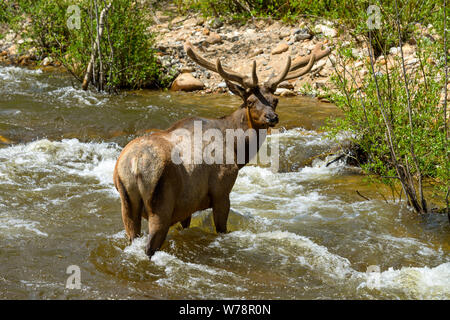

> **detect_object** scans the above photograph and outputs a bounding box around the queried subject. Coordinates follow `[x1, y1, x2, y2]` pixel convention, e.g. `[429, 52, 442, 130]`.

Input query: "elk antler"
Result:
[266, 43, 331, 91]
[184, 41, 258, 89]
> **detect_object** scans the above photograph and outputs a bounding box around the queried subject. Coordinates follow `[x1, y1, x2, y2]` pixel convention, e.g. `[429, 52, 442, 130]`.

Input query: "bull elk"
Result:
[113, 41, 330, 258]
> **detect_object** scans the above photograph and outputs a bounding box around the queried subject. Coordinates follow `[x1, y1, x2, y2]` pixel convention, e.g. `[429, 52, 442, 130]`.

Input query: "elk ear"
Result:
[225, 80, 250, 102]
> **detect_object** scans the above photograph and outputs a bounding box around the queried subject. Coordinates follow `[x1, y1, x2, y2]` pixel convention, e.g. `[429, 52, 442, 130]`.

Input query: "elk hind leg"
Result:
[117, 180, 142, 243]
[121, 198, 142, 244]
[143, 181, 174, 258]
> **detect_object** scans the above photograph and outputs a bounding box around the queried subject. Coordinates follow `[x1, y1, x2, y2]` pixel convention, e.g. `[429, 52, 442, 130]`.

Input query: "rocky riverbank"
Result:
[1, 8, 447, 100]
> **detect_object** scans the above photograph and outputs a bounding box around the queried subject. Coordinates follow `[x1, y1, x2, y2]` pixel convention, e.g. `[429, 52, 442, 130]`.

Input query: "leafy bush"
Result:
[11, 0, 173, 91]
[0, 1, 9, 23]
[326, 30, 448, 211]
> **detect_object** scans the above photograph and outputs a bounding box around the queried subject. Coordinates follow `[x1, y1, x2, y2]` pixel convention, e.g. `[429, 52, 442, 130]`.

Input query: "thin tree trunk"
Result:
[103, 0, 115, 93]
[367, 31, 416, 210]
[81, 2, 112, 91]
[394, 0, 427, 213]
[443, 0, 449, 222]
[94, 0, 104, 92]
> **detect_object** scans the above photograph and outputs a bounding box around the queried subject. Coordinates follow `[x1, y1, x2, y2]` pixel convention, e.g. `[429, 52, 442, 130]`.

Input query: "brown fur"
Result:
[113, 41, 329, 258]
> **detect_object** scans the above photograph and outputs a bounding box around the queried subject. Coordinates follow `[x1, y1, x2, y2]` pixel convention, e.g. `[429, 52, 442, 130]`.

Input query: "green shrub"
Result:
[326, 32, 449, 210]
[13, 0, 173, 91]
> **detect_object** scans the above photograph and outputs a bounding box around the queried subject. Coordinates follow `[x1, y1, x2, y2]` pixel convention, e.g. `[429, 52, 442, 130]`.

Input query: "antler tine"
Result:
[185, 41, 258, 89]
[251, 60, 258, 87]
[290, 43, 331, 71]
[283, 54, 316, 81]
[216, 58, 246, 87]
[266, 56, 291, 90]
[184, 41, 217, 72]
[265, 42, 331, 90]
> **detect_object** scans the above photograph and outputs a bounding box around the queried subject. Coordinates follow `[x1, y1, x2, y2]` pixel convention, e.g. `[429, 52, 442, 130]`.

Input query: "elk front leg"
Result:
[181, 216, 191, 229]
[212, 196, 230, 233]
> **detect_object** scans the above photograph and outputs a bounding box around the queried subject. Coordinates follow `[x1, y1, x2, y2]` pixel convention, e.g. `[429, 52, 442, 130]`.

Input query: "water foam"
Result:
[357, 262, 450, 299]
[0, 217, 48, 238]
[219, 229, 450, 299]
[48, 87, 108, 106]
[0, 138, 120, 190]
[0, 66, 42, 81]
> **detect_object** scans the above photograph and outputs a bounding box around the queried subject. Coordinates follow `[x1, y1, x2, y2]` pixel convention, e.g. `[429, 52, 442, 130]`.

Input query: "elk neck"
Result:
[221, 107, 267, 168]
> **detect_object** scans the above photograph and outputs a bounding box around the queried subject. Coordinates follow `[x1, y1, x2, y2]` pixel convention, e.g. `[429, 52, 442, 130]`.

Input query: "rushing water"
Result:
[0, 65, 449, 300]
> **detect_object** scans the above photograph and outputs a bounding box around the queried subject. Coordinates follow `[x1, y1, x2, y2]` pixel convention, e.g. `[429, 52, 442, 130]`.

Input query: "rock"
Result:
[5, 32, 15, 43]
[360, 69, 369, 76]
[314, 24, 337, 38]
[427, 57, 436, 65]
[293, 28, 309, 35]
[314, 79, 328, 89]
[354, 61, 364, 68]
[210, 17, 223, 29]
[7, 44, 18, 56]
[352, 48, 364, 59]
[274, 88, 295, 96]
[217, 82, 227, 88]
[196, 17, 206, 26]
[279, 31, 291, 39]
[180, 66, 194, 73]
[402, 43, 415, 56]
[389, 46, 401, 55]
[271, 42, 289, 55]
[202, 28, 210, 35]
[293, 33, 312, 41]
[377, 58, 387, 65]
[374, 71, 383, 77]
[405, 57, 419, 65]
[18, 54, 32, 65]
[277, 81, 294, 90]
[42, 56, 53, 66]
[244, 29, 256, 37]
[171, 73, 205, 91]
[0, 51, 7, 57]
[229, 35, 239, 42]
[311, 59, 327, 72]
[319, 97, 331, 103]
[280, 90, 296, 97]
[155, 11, 170, 23]
[249, 48, 263, 58]
[171, 16, 186, 25]
[206, 32, 222, 44]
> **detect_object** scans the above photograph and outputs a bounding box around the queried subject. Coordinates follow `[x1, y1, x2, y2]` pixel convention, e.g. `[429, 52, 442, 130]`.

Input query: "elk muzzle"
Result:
[265, 112, 279, 127]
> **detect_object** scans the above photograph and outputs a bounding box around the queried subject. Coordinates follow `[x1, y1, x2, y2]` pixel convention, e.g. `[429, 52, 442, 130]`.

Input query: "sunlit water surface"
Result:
[0, 65, 448, 299]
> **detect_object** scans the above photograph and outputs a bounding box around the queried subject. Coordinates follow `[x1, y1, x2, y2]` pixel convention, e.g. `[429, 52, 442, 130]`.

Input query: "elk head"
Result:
[184, 41, 331, 129]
